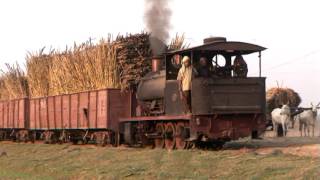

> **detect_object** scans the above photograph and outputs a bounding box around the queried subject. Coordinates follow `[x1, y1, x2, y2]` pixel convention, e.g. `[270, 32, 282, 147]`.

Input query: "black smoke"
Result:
[144, 0, 172, 55]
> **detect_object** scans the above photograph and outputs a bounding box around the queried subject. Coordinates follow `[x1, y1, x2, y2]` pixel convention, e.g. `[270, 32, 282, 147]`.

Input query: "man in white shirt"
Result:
[177, 56, 197, 114]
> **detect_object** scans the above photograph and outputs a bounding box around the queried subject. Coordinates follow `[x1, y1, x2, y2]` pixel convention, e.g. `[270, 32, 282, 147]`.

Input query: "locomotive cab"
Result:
[165, 37, 266, 116]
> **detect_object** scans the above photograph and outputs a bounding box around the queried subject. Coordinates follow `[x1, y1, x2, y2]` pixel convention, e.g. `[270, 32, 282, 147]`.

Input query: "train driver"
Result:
[233, 55, 248, 77]
[197, 57, 211, 78]
[177, 56, 198, 114]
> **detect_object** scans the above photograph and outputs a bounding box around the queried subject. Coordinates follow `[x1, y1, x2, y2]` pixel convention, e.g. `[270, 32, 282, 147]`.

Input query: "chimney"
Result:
[151, 56, 162, 72]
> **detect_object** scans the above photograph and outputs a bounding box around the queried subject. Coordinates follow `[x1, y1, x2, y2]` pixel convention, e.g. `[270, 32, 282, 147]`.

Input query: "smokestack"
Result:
[151, 55, 163, 72]
[144, 0, 172, 56]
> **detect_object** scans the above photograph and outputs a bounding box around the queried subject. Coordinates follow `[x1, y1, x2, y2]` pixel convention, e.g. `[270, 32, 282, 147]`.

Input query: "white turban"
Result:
[182, 56, 190, 63]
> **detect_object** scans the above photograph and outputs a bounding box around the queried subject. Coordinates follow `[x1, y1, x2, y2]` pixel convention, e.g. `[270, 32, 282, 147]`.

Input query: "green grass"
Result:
[0, 142, 319, 180]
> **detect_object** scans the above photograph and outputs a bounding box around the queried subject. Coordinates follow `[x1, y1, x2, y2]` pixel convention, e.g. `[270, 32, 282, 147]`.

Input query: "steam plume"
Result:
[144, 0, 172, 55]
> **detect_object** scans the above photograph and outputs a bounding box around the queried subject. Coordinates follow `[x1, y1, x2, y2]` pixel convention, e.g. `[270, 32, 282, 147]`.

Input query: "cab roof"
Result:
[166, 41, 267, 55]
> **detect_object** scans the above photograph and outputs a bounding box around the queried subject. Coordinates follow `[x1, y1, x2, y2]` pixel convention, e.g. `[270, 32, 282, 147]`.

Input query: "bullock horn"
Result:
[311, 102, 314, 107]
[317, 102, 320, 107]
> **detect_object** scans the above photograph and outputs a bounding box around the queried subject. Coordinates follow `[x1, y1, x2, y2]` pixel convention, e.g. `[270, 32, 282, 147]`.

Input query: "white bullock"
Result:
[297, 103, 319, 137]
[271, 104, 291, 136]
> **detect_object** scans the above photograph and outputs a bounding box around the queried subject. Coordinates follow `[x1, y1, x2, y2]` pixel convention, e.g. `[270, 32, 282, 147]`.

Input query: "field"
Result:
[0, 137, 319, 180]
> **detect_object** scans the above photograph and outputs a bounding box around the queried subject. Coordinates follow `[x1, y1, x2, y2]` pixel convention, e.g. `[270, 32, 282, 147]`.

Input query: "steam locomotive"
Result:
[0, 37, 267, 149]
[121, 37, 267, 149]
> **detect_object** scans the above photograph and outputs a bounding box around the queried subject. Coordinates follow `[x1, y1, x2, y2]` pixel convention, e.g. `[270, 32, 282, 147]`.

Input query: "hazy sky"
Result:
[0, 0, 319, 106]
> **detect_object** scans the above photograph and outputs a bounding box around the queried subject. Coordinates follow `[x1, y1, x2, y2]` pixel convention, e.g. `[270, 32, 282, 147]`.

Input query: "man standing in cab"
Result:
[177, 56, 197, 114]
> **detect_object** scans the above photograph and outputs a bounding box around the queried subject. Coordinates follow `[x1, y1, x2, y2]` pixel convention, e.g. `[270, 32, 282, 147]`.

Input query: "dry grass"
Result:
[0, 142, 319, 179]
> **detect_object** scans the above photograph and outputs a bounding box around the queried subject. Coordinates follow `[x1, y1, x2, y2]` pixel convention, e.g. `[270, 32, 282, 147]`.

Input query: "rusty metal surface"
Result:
[97, 90, 107, 129]
[108, 89, 132, 131]
[136, 70, 165, 101]
[70, 93, 79, 129]
[55, 96, 63, 129]
[29, 89, 132, 131]
[62, 95, 71, 129]
[48, 97, 55, 129]
[190, 114, 266, 140]
[29, 99, 35, 129]
[120, 114, 191, 122]
[192, 77, 266, 115]
[40, 98, 48, 129]
[88, 91, 97, 128]
[166, 41, 267, 55]
[164, 80, 184, 115]
[0, 98, 28, 129]
[0, 103, 3, 128]
[79, 92, 89, 129]
[152, 58, 162, 72]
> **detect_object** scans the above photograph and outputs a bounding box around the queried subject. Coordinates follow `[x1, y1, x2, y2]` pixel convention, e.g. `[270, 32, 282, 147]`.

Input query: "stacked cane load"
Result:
[0, 63, 28, 100]
[266, 87, 301, 113]
[114, 33, 152, 90]
[0, 33, 187, 100]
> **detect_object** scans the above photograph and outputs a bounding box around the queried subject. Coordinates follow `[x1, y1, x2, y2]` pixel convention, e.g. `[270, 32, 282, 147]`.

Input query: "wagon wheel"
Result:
[0, 131, 5, 141]
[43, 132, 50, 144]
[164, 122, 176, 150]
[22, 131, 28, 143]
[58, 130, 67, 144]
[31, 131, 36, 143]
[15, 132, 21, 143]
[45, 132, 56, 144]
[175, 122, 188, 149]
[94, 133, 102, 146]
[100, 132, 112, 147]
[154, 123, 165, 148]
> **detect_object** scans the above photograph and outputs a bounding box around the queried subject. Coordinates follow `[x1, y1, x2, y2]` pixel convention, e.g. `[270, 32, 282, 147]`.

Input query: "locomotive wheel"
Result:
[164, 123, 176, 150]
[175, 122, 187, 149]
[154, 123, 165, 148]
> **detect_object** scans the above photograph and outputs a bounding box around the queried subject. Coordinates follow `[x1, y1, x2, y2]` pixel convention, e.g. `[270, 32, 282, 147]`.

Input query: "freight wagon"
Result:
[28, 89, 132, 145]
[0, 98, 29, 141]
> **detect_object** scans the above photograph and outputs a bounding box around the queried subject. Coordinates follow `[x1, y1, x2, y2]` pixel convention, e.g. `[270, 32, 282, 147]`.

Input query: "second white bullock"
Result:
[271, 104, 291, 136]
[297, 103, 319, 137]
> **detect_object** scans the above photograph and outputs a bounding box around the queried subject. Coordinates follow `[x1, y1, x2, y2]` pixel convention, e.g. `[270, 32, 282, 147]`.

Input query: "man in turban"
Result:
[177, 56, 198, 114]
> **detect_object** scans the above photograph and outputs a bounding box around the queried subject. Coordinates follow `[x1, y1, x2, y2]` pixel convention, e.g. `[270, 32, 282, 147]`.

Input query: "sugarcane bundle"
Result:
[0, 77, 9, 100]
[266, 87, 301, 113]
[26, 48, 53, 97]
[48, 37, 119, 95]
[168, 33, 189, 51]
[24, 33, 188, 96]
[114, 33, 153, 90]
[0, 63, 28, 100]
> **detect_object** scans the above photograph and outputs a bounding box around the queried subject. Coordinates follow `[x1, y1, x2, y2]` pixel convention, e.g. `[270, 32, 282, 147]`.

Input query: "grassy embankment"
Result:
[0, 142, 319, 179]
